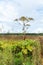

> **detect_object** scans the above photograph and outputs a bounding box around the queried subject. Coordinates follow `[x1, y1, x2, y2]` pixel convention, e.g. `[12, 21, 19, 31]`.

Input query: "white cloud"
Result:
[33, 28, 43, 33]
[0, 0, 19, 22]
[0, 0, 43, 33]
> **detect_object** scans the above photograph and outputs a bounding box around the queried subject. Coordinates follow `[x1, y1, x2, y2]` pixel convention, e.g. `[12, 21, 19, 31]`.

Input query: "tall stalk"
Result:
[14, 16, 34, 40]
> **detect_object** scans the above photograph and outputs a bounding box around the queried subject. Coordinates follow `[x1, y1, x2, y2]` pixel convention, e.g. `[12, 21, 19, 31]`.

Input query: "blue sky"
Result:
[0, 0, 43, 33]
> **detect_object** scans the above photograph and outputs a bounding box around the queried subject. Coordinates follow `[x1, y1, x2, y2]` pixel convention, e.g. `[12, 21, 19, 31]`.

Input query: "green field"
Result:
[0, 39, 42, 65]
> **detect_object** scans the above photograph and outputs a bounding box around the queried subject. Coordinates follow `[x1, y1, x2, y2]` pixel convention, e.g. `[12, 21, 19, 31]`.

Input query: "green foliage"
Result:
[32, 41, 41, 65]
[0, 39, 41, 65]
